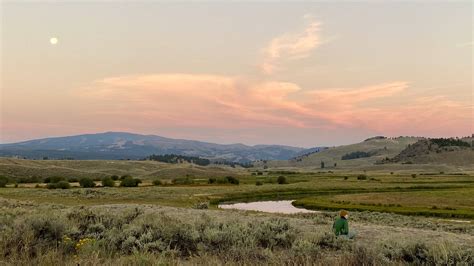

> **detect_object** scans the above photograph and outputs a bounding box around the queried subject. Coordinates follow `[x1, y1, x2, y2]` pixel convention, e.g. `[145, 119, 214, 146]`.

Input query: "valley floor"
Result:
[1, 159, 474, 265]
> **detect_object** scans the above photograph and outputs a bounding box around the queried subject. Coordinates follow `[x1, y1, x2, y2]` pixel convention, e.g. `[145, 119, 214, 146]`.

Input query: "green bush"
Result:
[120, 177, 142, 187]
[0, 176, 8, 187]
[256, 181, 263, 186]
[1, 213, 67, 258]
[152, 179, 163, 186]
[102, 177, 115, 187]
[277, 176, 287, 184]
[208, 178, 217, 184]
[56, 181, 71, 189]
[79, 177, 96, 188]
[47, 181, 71, 189]
[111, 175, 119, 181]
[225, 176, 239, 185]
[357, 174, 368, 180]
[411, 174, 417, 178]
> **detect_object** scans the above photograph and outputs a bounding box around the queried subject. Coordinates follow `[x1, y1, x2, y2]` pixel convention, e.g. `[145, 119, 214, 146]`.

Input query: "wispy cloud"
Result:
[261, 17, 321, 74]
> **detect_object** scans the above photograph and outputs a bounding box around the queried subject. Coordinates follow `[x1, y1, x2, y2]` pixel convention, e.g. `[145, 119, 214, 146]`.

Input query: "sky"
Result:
[1, 1, 473, 147]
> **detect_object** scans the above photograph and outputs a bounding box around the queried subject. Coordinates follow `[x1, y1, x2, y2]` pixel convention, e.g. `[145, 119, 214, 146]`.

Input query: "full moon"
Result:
[49, 37, 58, 45]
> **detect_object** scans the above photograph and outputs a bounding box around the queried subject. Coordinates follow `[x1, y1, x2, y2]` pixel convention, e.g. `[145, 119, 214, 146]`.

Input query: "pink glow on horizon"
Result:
[1, 73, 471, 145]
[58, 73, 470, 140]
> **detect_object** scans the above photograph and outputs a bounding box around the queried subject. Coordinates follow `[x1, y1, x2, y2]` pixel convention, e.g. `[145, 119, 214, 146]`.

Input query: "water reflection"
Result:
[219, 200, 316, 214]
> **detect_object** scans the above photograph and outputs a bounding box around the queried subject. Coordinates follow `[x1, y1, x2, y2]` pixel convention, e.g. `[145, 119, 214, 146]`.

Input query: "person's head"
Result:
[340, 210, 349, 219]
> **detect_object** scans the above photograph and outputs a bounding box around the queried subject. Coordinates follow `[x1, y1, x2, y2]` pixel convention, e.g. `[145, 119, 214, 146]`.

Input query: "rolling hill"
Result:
[263, 136, 422, 168]
[0, 132, 317, 162]
[263, 136, 474, 170]
[382, 138, 474, 166]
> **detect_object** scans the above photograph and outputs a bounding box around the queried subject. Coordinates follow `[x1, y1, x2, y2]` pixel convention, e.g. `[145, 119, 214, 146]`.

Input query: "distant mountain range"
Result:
[0, 132, 320, 162]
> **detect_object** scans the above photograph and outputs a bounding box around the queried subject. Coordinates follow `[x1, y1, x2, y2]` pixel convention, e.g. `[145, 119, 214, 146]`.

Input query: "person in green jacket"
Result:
[333, 210, 356, 239]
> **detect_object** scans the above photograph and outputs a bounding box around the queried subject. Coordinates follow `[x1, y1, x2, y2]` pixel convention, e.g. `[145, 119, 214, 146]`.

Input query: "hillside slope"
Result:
[384, 138, 474, 166]
[265, 137, 421, 168]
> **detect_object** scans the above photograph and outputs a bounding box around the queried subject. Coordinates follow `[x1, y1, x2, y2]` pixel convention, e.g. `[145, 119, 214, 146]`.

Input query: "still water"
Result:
[219, 200, 316, 214]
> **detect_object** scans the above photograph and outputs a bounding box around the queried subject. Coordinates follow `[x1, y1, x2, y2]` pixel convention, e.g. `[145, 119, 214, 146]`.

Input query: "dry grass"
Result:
[0, 199, 473, 265]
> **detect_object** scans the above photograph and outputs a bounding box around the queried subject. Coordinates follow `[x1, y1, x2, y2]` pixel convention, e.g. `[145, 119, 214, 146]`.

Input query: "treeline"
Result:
[364, 136, 386, 141]
[292, 147, 326, 162]
[146, 154, 211, 166]
[430, 138, 470, 148]
[213, 160, 253, 168]
[0, 174, 142, 189]
[146, 154, 254, 167]
[341, 151, 373, 160]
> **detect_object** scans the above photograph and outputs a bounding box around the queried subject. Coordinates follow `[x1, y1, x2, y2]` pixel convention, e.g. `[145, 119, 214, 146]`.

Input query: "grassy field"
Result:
[1, 159, 474, 217]
[0, 157, 243, 180]
[1, 158, 474, 264]
[293, 188, 474, 219]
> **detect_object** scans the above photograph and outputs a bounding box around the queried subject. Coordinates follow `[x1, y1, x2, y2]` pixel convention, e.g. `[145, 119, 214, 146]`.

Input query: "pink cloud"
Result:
[74, 74, 472, 139]
[2, 73, 470, 144]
